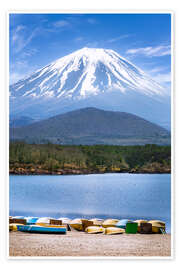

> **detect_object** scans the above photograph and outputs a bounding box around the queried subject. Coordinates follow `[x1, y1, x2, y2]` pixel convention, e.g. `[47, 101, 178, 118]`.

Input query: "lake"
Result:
[9, 173, 171, 232]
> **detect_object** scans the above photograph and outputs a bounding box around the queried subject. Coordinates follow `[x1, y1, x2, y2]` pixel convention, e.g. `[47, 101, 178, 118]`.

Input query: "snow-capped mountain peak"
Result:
[10, 47, 164, 100]
[10, 47, 170, 129]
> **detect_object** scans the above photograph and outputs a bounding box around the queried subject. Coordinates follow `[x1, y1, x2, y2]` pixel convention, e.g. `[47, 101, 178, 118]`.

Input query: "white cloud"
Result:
[126, 45, 171, 57]
[21, 48, 38, 58]
[148, 67, 166, 73]
[11, 25, 39, 53]
[53, 20, 70, 28]
[10, 72, 25, 85]
[10, 59, 38, 85]
[152, 72, 171, 84]
[12, 25, 26, 42]
[108, 34, 133, 43]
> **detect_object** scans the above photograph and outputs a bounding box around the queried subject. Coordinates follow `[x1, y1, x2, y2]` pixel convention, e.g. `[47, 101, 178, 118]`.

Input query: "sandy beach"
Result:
[9, 231, 171, 257]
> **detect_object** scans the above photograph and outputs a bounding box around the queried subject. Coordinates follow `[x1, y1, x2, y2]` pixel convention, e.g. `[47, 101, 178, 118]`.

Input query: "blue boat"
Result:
[115, 219, 132, 229]
[17, 225, 67, 234]
[25, 217, 39, 225]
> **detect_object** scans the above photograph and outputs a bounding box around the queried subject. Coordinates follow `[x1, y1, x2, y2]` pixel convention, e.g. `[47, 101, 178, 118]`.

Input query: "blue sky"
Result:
[9, 13, 171, 92]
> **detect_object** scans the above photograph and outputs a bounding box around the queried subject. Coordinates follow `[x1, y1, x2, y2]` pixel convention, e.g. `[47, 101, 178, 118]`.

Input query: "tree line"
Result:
[9, 142, 171, 174]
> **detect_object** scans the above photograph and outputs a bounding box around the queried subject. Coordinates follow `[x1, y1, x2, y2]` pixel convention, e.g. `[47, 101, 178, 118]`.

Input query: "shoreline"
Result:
[9, 231, 171, 257]
[9, 169, 171, 176]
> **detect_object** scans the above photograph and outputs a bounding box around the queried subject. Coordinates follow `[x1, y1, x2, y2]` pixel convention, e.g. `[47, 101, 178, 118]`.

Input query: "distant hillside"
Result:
[10, 107, 170, 145]
[10, 116, 37, 127]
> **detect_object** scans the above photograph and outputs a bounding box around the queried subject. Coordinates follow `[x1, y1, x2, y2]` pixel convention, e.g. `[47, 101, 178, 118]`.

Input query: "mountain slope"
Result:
[10, 47, 170, 129]
[10, 116, 37, 127]
[10, 108, 170, 145]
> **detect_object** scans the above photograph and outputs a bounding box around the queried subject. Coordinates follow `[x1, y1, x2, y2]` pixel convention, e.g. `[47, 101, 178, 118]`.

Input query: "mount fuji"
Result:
[10, 47, 170, 129]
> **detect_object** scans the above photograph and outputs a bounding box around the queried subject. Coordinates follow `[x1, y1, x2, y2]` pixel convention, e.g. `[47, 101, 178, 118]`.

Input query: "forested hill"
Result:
[10, 108, 170, 145]
[9, 143, 171, 174]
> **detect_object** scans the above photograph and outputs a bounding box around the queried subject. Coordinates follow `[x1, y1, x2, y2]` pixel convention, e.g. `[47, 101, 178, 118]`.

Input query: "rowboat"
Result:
[16, 224, 67, 234]
[134, 220, 148, 233]
[89, 218, 104, 226]
[36, 217, 52, 224]
[12, 216, 25, 219]
[139, 222, 152, 234]
[102, 219, 119, 228]
[25, 217, 39, 225]
[9, 223, 25, 231]
[115, 219, 131, 229]
[148, 220, 166, 233]
[148, 220, 165, 227]
[125, 222, 138, 234]
[105, 227, 125, 235]
[85, 226, 105, 234]
[70, 218, 83, 231]
[58, 217, 71, 224]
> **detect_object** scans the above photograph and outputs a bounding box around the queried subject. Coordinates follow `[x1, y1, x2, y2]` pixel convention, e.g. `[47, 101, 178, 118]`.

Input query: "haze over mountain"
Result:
[10, 47, 170, 129]
[10, 116, 37, 128]
[10, 107, 170, 145]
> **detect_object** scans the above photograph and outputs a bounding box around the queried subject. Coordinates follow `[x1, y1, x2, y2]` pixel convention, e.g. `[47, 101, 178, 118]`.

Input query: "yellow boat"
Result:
[89, 218, 104, 226]
[134, 220, 148, 233]
[102, 219, 119, 228]
[85, 226, 105, 234]
[105, 227, 125, 235]
[9, 223, 24, 231]
[69, 218, 83, 231]
[148, 220, 166, 233]
[58, 217, 71, 225]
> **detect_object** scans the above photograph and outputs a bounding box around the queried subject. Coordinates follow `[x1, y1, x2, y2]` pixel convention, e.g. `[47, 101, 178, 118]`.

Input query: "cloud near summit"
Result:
[126, 45, 171, 57]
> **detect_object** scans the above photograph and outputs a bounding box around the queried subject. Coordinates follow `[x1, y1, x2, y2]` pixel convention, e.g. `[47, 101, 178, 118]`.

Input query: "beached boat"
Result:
[125, 222, 138, 234]
[85, 226, 105, 234]
[12, 216, 25, 219]
[89, 218, 104, 226]
[134, 220, 148, 233]
[36, 217, 52, 224]
[16, 224, 67, 234]
[9, 223, 25, 231]
[105, 227, 125, 235]
[58, 217, 71, 224]
[115, 219, 131, 229]
[70, 218, 83, 231]
[25, 217, 39, 225]
[102, 219, 119, 228]
[9, 217, 27, 225]
[148, 220, 166, 233]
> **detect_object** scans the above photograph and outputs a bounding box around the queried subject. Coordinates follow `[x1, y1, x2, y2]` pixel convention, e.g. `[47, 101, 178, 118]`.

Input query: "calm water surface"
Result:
[9, 173, 171, 232]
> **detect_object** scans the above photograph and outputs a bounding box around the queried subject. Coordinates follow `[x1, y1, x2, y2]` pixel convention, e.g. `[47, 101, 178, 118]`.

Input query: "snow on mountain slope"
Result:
[10, 47, 170, 129]
[10, 47, 165, 99]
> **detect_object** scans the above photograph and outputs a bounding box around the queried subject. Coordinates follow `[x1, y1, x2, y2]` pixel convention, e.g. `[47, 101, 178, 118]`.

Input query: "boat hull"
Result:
[148, 220, 166, 233]
[105, 227, 125, 235]
[85, 226, 105, 234]
[17, 225, 67, 234]
[70, 223, 83, 231]
[102, 219, 119, 228]
[134, 220, 148, 233]
[115, 219, 131, 229]
[70, 219, 83, 231]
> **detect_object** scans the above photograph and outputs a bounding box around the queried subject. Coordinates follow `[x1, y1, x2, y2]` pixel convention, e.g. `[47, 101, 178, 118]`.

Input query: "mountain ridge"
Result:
[10, 107, 170, 145]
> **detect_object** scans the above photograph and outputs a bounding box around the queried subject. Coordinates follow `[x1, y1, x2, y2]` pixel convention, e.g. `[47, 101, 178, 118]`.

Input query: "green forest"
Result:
[9, 142, 171, 174]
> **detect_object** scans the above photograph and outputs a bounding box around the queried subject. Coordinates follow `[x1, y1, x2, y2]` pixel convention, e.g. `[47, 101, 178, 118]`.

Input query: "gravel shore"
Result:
[9, 231, 171, 257]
